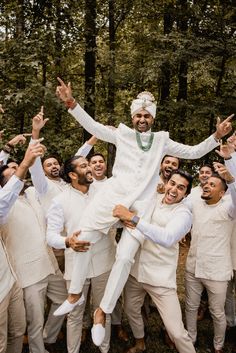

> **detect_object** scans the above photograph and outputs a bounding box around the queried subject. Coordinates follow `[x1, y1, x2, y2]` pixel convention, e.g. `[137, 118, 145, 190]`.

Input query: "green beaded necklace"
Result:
[135, 131, 154, 152]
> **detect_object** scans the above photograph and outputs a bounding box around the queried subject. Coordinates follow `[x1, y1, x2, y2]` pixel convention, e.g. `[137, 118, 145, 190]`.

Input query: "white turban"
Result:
[131, 91, 157, 118]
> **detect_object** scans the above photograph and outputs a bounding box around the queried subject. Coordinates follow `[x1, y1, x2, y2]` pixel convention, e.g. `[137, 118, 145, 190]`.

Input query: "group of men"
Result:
[0, 79, 236, 353]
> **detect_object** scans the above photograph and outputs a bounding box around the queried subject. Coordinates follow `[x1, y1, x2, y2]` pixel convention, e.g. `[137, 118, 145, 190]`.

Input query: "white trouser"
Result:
[100, 228, 143, 313]
[124, 275, 196, 353]
[82, 286, 123, 327]
[69, 227, 144, 305]
[67, 272, 111, 353]
[185, 271, 228, 350]
[69, 198, 153, 311]
[23, 271, 67, 353]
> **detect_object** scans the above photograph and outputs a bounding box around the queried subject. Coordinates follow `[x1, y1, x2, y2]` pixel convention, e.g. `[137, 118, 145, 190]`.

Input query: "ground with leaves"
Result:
[22, 242, 236, 353]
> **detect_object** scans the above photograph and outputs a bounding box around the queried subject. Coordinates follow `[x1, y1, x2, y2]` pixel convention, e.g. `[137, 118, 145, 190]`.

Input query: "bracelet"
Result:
[65, 98, 76, 109]
[224, 156, 232, 160]
[213, 136, 221, 143]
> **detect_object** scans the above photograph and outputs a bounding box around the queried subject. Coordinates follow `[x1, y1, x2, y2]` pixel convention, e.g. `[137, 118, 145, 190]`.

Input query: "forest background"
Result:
[0, 0, 235, 177]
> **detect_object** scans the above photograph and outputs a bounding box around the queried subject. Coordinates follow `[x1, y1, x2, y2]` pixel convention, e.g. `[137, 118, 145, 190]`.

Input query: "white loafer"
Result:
[91, 308, 106, 346]
[53, 294, 85, 316]
[91, 323, 105, 346]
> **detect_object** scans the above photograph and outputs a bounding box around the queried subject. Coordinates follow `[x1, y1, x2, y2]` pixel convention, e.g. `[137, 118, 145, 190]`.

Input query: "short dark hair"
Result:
[168, 169, 193, 195]
[0, 165, 9, 187]
[209, 172, 228, 192]
[88, 153, 106, 163]
[199, 164, 214, 173]
[60, 156, 83, 183]
[161, 155, 181, 168]
[42, 155, 61, 168]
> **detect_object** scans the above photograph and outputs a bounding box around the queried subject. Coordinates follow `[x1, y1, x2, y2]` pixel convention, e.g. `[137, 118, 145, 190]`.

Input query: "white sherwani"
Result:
[69, 104, 219, 232]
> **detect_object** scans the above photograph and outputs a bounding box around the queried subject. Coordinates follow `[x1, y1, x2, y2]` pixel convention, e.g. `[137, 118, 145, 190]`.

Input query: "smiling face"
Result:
[69, 157, 93, 186]
[132, 109, 154, 133]
[163, 173, 189, 205]
[160, 156, 180, 181]
[198, 166, 213, 186]
[89, 155, 107, 181]
[43, 158, 60, 179]
[201, 176, 226, 204]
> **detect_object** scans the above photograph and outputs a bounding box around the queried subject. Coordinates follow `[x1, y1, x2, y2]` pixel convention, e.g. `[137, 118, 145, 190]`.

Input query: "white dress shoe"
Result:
[53, 294, 85, 316]
[91, 323, 105, 346]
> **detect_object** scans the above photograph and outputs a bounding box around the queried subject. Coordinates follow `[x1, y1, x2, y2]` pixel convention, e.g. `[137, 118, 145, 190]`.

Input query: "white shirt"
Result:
[46, 183, 115, 280]
[0, 150, 9, 166]
[131, 194, 192, 288]
[185, 161, 236, 280]
[0, 175, 24, 224]
[136, 197, 192, 247]
[0, 175, 24, 302]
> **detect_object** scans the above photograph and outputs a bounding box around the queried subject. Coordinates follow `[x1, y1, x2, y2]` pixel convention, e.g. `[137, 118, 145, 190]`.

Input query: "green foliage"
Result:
[0, 0, 235, 173]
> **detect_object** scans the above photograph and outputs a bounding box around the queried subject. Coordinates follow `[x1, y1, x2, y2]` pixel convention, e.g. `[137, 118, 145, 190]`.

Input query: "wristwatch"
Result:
[131, 215, 140, 226]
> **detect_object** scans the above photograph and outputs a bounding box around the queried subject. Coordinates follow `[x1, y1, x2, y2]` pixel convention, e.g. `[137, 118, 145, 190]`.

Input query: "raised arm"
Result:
[0, 133, 31, 165]
[56, 78, 117, 145]
[215, 139, 236, 177]
[29, 108, 49, 195]
[213, 161, 236, 219]
[0, 142, 45, 224]
[165, 114, 233, 159]
[75, 135, 97, 157]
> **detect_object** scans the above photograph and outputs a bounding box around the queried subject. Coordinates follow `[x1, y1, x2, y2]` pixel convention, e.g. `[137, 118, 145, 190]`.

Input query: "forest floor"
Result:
[22, 240, 236, 353]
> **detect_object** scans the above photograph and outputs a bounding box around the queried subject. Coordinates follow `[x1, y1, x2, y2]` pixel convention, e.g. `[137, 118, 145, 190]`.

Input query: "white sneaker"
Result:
[91, 308, 106, 346]
[53, 294, 85, 316]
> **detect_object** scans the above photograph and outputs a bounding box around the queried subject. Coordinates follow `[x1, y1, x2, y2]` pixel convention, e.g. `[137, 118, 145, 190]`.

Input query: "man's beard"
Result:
[78, 173, 93, 185]
[50, 169, 60, 178]
[201, 194, 211, 200]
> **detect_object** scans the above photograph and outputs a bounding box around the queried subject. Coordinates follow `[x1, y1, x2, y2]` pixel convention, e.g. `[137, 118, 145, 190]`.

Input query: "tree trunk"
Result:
[159, 3, 174, 131]
[54, 0, 63, 132]
[15, 0, 25, 133]
[84, 0, 97, 143]
[107, 0, 116, 177]
[176, 0, 188, 143]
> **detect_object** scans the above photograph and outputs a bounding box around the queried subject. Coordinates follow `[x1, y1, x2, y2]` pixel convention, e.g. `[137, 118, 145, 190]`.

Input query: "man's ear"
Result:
[219, 190, 225, 199]
[68, 171, 77, 181]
